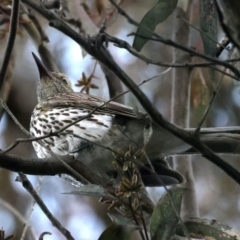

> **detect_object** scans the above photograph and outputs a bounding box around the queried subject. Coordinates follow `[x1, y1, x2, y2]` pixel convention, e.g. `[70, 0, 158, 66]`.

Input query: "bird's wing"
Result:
[44, 92, 144, 118]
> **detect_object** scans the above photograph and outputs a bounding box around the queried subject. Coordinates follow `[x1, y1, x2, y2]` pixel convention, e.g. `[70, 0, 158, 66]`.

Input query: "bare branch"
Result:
[20, 6, 59, 71]
[130, 32, 240, 79]
[39, 232, 52, 240]
[194, 69, 225, 134]
[179, 15, 227, 52]
[20, 176, 43, 240]
[0, 198, 36, 239]
[97, 23, 124, 103]
[103, 33, 238, 69]
[0, 98, 29, 135]
[0, 0, 20, 101]
[0, 153, 107, 185]
[100, 61, 125, 104]
[18, 173, 75, 240]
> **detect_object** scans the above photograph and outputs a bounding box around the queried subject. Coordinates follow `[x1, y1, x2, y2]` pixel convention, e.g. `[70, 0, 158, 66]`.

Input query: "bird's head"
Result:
[32, 52, 73, 102]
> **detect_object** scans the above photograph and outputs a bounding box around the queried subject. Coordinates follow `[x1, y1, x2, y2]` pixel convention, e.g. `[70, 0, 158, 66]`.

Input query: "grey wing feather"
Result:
[44, 92, 142, 118]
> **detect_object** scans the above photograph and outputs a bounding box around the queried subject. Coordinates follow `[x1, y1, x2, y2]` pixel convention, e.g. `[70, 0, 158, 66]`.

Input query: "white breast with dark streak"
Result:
[30, 105, 113, 158]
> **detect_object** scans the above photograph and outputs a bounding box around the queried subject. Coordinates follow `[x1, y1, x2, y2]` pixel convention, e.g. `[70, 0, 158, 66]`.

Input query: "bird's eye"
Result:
[62, 78, 67, 83]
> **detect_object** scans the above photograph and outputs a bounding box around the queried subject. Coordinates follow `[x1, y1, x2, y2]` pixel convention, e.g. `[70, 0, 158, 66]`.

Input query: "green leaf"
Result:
[200, 0, 218, 57]
[107, 213, 141, 231]
[133, 0, 178, 52]
[99, 213, 138, 240]
[98, 223, 131, 240]
[176, 218, 240, 240]
[199, 0, 218, 80]
[63, 184, 107, 197]
[150, 187, 185, 240]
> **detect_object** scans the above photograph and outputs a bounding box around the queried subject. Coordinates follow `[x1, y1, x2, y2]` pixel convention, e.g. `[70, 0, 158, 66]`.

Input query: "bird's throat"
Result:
[37, 78, 73, 102]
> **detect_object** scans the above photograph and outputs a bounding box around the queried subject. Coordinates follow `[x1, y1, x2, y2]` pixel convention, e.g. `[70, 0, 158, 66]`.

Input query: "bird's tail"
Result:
[141, 126, 240, 187]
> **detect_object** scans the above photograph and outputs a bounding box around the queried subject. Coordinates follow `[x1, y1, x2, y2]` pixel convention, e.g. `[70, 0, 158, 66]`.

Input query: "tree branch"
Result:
[0, 153, 108, 185]
[0, 0, 20, 101]
[101, 33, 238, 70]
[18, 173, 75, 240]
[20, 5, 59, 71]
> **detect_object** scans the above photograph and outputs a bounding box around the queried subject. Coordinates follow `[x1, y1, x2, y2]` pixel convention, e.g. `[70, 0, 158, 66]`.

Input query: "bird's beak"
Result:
[32, 52, 52, 79]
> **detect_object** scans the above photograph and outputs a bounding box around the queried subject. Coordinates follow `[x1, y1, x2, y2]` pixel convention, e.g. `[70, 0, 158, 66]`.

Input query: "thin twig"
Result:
[0, 198, 37, 239]
[104, 33, 238, 69]
[209, 66, 239, 81]
[20, 6, 59, 71]
[0, 0, 20, 95]
[194, 89, 217, 134]
[39, 232, 52, 240]
[20, 176, 44, 240]
[0, 98, 29, 135]
[128, 197, 146, 240]
[178, 15, 228, 52]
[136, 193, 149, 240]
[18, 173, 75, 240]
[130, 32, 240, 80]
[195, 66, 229, 134]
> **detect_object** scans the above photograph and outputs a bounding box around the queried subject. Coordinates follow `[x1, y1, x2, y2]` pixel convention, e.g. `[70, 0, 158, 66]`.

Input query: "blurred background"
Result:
[0, 0, 240, 239]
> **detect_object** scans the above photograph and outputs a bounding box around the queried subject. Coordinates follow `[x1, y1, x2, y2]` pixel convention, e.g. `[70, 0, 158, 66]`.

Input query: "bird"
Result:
[30, 52, 240, 187]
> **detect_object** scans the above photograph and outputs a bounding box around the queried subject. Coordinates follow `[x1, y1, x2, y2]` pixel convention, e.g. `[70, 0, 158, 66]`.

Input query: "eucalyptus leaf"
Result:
[108, 213, 130, 226]
[107, 213, 141, 231]
[199, 0, 217, 80]
[99, 213, 138, 240]
[98, 223, 132, 240]
[176, 218, 240, 240]
[150, 187, 185, 240]
[133, 0, 178, 52]
[63, 184, 107, 197]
